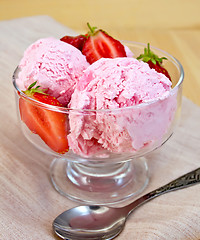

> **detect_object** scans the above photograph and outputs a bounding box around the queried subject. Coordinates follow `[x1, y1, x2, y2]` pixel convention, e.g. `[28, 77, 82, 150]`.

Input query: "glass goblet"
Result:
[13, 41, 184, 205]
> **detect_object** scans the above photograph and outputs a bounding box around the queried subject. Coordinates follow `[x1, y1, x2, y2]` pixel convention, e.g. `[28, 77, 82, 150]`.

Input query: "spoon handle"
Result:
[126, 167, 200, 215]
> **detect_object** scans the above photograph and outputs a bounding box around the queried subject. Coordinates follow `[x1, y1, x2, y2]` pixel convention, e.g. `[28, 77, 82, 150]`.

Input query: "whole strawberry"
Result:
[60, 34, 87, 51]
[82, 23, 127, 64]
[137, 43, 171, 81]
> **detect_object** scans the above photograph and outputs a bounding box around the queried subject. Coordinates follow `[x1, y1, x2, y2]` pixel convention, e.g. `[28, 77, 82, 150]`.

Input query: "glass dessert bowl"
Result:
[13, 41, 184, 205]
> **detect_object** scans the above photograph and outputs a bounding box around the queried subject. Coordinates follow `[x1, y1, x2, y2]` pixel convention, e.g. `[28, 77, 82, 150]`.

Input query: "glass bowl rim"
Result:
[12, 41, 184, 113]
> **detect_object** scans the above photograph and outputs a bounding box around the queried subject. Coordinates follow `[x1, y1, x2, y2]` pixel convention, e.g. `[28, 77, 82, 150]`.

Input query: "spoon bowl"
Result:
[54, 206, 126, 239]
[53, 167, 200, 240]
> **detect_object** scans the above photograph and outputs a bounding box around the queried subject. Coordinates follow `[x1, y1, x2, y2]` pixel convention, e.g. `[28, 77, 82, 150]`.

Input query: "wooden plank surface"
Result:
[1, 0, 200, 31]
[0, 15, 200, 240]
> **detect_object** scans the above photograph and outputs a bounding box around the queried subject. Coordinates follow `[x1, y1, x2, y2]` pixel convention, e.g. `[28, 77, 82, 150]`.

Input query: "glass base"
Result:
[50, 157, 149, 205]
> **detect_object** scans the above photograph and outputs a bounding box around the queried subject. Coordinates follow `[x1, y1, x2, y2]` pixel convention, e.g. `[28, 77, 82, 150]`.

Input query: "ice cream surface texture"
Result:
[68, 57, 176, 156]
[16, 37, 89, 106]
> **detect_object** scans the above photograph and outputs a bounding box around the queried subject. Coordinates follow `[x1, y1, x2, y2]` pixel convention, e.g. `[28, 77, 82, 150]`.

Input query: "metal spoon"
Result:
[53, 167, 200, 240]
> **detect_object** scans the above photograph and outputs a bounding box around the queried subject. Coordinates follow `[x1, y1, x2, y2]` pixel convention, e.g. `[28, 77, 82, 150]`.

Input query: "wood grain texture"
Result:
[0, 16, 200, 240]
[1, 0, 200, 31]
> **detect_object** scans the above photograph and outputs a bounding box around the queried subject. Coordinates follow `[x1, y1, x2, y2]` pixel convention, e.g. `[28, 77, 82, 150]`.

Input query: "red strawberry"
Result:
[82, 23, 127, 64]
[60, 34, 87, 51]
[137, 43, 171, 81]
[19, 82, 69, 154]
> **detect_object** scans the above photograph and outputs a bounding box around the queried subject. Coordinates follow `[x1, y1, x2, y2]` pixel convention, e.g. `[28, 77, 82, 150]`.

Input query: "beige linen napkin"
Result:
[0, 16, 200, 240]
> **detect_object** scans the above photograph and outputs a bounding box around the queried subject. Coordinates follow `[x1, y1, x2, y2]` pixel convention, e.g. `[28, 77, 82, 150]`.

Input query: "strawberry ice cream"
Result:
[16, 37, 89, 106]
[68, 57, 176, 156]
[13, 24, 183, 206]
[14, 34, 178, 158]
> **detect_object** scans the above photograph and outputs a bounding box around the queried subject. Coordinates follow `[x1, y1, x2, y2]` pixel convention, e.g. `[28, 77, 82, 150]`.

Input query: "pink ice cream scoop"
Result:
[16, 37, 89, 106]
[68, 57, 176, 157]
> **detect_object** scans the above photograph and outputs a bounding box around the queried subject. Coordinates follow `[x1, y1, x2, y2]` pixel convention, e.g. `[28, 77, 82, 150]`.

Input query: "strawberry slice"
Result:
[137, 43, 171, 81]
[19, 82, 69, 154]
[82, 23, 127, 64]
[60, 34, 87, 51]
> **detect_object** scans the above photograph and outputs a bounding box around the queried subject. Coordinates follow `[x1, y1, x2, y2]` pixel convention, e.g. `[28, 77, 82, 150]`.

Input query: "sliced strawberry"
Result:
[19, 82, 69, 154]
[60, 35, 87, 51]
[82, 23, 127, 64]
[137, 43, 171, 81]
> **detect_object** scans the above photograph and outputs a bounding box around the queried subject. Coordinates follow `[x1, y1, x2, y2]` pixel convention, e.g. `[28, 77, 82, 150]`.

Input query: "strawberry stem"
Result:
[24, 81, 48, 95]
[28, 81, 37, 90]
[147, 43, 151, 56]
[137, 43, 167, 65]
[87, 22, 97, 35]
